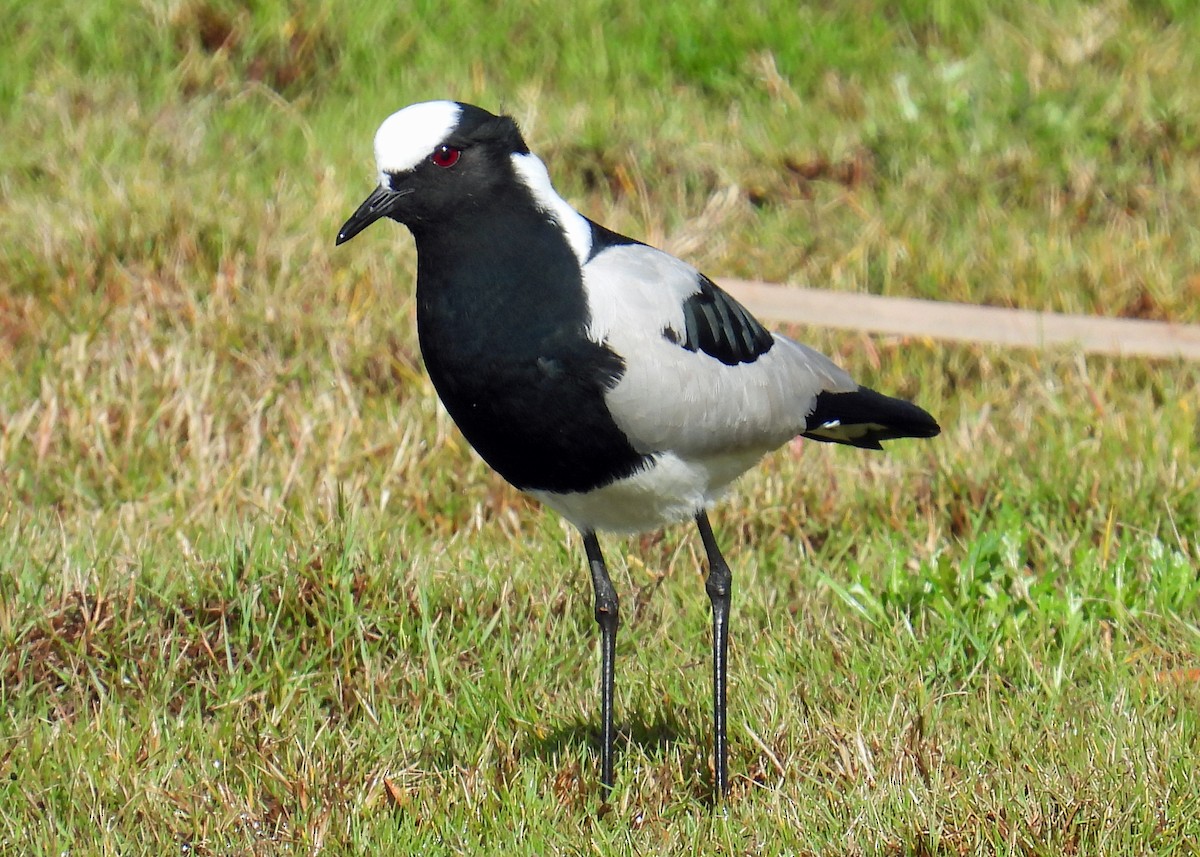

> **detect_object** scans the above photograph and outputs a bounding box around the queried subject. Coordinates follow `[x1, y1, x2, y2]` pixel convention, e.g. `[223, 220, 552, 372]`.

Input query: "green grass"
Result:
[3, 0, 1200, 853]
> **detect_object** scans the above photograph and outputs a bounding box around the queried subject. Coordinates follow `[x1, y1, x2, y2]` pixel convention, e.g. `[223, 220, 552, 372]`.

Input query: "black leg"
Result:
[696, 510, 732, 797]
[583, 531, 619, 795]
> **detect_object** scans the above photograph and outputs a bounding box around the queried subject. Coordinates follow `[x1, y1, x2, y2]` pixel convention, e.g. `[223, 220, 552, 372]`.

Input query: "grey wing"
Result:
[580, 243, 857, 457]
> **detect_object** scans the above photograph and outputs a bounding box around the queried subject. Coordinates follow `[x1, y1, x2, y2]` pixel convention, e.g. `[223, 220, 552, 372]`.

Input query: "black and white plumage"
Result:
[337, 101, 940, 798]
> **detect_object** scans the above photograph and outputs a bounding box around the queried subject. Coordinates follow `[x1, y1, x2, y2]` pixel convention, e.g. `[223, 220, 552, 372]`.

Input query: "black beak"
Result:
[336, 185, 412, 245]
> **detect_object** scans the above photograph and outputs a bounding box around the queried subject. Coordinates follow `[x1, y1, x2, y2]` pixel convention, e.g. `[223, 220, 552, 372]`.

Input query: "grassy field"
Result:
[3, 0, 1200, 853]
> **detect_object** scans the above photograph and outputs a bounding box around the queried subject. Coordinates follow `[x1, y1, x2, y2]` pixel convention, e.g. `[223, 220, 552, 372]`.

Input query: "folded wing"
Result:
[581, 242, 939, 457]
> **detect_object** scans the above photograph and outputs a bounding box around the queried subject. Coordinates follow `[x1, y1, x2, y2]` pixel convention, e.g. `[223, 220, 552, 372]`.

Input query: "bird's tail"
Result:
[800, 386, 940, 450]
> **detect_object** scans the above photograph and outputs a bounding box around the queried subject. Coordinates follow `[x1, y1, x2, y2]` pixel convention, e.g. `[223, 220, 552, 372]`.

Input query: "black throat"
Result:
[409, 199, 648, 494]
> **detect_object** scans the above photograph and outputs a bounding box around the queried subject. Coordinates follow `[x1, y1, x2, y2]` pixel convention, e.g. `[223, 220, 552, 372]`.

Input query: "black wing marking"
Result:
[668, 275, 775, 365]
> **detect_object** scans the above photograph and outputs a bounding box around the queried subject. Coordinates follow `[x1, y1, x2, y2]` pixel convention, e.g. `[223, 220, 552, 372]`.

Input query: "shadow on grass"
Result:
[523, 707, 719, 802]
[528, 707, 692, 760]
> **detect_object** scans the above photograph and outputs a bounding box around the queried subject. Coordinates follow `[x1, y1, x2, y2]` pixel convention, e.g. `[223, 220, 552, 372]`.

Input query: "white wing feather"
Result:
[581, 243, 857, 458]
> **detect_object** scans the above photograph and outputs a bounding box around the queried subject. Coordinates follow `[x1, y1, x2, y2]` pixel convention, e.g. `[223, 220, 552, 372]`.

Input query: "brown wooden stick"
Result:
[721, 280, 1200, 361]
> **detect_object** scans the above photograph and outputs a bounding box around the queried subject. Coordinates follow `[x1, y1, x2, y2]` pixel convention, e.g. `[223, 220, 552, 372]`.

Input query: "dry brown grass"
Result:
[3, 1, 1200, 853]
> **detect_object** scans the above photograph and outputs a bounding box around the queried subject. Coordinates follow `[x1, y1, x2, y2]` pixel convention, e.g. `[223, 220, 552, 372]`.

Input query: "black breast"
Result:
[411, 209, 649, 494]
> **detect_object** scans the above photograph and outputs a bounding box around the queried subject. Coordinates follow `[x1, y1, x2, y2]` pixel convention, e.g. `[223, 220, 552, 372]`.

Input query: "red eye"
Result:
[430, 145, 461, 168]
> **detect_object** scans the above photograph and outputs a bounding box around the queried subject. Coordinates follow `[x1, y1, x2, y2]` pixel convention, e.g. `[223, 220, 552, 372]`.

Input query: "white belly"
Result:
[528, 449, 764, 533]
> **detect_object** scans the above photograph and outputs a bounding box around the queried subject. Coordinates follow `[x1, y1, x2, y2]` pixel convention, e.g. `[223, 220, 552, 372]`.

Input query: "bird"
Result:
[336, 100, 940, 799]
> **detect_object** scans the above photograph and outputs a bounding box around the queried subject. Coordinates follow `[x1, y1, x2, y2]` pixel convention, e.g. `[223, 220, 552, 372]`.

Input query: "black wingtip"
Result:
[801, 386, 940, 449]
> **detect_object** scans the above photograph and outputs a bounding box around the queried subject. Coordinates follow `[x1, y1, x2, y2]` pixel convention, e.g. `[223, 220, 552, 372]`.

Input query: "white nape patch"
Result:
[373, 101, 462, 183]
[511, 153, 593, 264]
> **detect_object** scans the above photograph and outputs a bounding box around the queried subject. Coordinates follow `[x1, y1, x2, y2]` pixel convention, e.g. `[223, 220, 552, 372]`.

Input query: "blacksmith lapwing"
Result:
[336, 101, 940, 798]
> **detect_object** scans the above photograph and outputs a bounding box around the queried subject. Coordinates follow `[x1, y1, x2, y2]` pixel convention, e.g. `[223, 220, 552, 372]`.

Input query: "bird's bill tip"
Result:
[335, 184, 402, 246]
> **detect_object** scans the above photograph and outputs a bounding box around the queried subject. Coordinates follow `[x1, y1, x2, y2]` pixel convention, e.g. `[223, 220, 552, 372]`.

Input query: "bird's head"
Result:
[336, 101, 530, 244]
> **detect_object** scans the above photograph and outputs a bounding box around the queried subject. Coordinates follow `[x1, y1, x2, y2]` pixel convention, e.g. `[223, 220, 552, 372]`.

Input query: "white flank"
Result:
[510, 153, 593, 264]
[373, 101, 463, 183]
